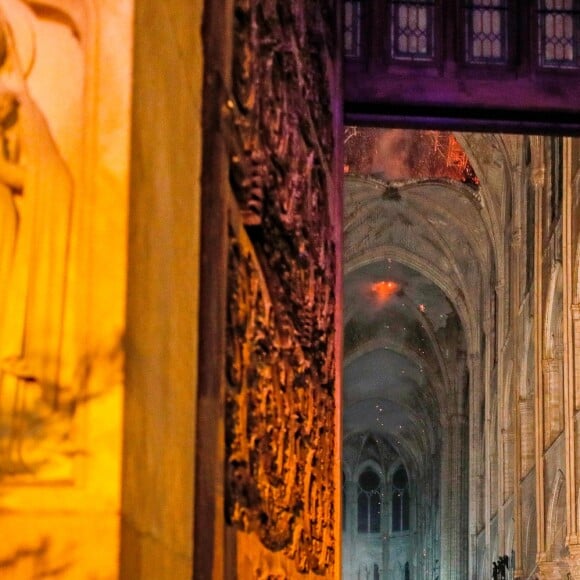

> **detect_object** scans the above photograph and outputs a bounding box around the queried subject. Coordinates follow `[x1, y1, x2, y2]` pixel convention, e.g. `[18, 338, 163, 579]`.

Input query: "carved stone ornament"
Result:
[226, 224, 335, 573]
[224, 0, 337, 572]
[0, 2, 74, 480]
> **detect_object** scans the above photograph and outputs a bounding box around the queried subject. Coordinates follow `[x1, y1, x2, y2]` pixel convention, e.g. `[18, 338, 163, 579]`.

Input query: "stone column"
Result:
[563, 138, 580, 573]
[572, 306, 580, 413]
[469, 352, 482, 579]
[441, 413, 468, 580]
[519, 398, 535, 475]
[572, 305, 580, 541]
[542, 357, 563, 446]
[538, 559, 569, 579]
[567, 544, 580, 579]
[344, 479, 358, 579]
[532, 150, 547, 567]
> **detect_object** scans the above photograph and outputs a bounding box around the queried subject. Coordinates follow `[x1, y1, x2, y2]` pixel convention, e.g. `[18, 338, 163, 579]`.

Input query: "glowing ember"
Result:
[371, 280, 399, 303]
[344, 126, 480, 187]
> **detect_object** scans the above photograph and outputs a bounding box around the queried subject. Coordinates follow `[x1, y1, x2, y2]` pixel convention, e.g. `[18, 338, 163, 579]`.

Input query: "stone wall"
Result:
[0, 0, 132, 577]
[221, 1, 341, 577]
[120, 0, 203, 578]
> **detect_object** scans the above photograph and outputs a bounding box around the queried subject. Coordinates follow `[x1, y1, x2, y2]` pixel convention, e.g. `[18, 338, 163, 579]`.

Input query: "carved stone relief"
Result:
[0, 1, 76, 481]
[224, 2, 337, 572]
[227, 224, 335, 574]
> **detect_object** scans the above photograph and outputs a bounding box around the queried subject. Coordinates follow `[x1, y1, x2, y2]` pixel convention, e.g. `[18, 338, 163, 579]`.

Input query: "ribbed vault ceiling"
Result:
[343, 128, 513, 473]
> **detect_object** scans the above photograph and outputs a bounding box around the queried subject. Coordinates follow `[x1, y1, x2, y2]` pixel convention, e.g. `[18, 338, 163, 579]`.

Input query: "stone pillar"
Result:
[538, 558, 570, 578]
[441, 413, 468, 580]
[514, 397, 534, 580]
[343, 479, 358, 579]
[572, 306, 580, 413]
[532, 150, 547, 566]
[520, 398, 535, 475]
[469, 352, 482, 579]
[543, 357, 563, 446]
[572, 305, 580, 542]
[567, 544, 580, 579]
[562, 138, 580, 572]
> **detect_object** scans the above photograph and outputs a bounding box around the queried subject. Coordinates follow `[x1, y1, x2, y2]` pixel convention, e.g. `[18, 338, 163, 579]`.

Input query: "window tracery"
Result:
[392, 465, 410, 532]
[343, 0, 580, 71]
[537, 0, 580, 68]
[357, 467, 382, 533]
[464, 0, 509, 64]
[345, 0, 364, 58]
[390, 0, 436, 61]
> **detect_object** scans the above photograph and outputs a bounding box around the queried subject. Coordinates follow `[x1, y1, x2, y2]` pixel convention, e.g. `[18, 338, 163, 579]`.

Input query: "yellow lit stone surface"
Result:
[0, 0, 132, 577]
[119, 0, 203, 578]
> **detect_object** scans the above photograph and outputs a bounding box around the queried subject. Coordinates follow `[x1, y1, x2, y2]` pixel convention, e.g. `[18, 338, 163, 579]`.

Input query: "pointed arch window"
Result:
[537, 0, 580, 68]
[392, 465, 410, 532]
[357, 467, 381, 533]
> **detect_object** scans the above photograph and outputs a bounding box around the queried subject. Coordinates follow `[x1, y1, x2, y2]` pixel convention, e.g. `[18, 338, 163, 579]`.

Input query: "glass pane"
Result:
[393, 465, 408, 488]
[402, 489, 410, 530]
[345, 0, 363, 59]
[360, 467, 380, 491]
[464, 0, 508, 63]
[538, 0, 580, 68]
[358, 491, 369, 532]
[392, 491, 402, 531]
[370, 492, 381, 532]
[391, 0, 436, 61]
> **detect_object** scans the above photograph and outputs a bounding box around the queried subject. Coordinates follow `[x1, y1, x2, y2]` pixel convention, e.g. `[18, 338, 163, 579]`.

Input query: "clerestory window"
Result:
[537, 0, 580, 68]
[343, 0, 580, 71]
[392, 465, 410, 532]
[345, 0, 365, 59]
[390, 0, 437, 61]
[463, 0, 509, 64]
[357, 467, 382, 533]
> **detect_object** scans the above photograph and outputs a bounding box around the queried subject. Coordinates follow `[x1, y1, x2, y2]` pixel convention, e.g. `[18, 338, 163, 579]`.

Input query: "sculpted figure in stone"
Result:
[0, 88, 21, 329]
[0, 4, 73, 472]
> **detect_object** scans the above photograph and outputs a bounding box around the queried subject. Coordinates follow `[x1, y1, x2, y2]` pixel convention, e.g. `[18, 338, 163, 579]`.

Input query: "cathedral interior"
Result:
[0, 0, 580, 579]
[342, 128, 574, 579]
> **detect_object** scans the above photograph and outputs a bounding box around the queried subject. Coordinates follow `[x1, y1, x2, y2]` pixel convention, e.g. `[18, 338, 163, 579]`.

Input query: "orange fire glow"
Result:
[371, 280, 399, 303]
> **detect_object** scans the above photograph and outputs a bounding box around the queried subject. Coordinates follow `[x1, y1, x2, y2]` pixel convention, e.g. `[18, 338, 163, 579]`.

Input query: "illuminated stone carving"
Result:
[0, 3, 73, 477]
[224, 2, 337, 570]
[226, 225, 335, 573]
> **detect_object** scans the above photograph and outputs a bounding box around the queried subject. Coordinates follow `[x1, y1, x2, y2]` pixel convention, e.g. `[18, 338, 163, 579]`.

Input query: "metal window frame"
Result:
[389, 0, 438, 62]
[463, 0, 510, 64]
[536, 0, 580, 69]
[344, 0, 366, 60]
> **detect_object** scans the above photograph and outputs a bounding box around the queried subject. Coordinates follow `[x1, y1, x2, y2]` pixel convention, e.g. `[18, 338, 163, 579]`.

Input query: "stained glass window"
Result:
[537, 0, 580, 68]
[345, 0, 363, 59]
[390, 0, 436, 61]
[464, 0, 509, 64]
